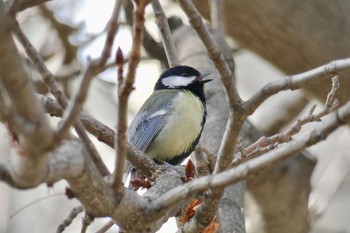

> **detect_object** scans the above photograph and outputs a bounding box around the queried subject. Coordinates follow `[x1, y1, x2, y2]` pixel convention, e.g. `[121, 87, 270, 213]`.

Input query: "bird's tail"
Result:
[123, 160, 136, 188]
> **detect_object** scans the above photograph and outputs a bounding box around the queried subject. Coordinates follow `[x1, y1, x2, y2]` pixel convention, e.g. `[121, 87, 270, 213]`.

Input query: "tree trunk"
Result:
[193, 0, 350, 104]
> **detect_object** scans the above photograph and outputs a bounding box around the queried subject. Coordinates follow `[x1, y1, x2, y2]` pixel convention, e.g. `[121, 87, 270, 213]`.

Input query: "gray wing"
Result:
[127, 106, 170, 152]
[123, 91, 178, 184]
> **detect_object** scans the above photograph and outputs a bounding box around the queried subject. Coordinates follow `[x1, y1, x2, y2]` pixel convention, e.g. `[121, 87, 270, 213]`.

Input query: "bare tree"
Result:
[1, 0, 350, 232]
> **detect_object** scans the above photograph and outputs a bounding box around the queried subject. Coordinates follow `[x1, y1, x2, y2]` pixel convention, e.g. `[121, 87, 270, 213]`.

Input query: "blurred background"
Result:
[1, 0, 350, 232]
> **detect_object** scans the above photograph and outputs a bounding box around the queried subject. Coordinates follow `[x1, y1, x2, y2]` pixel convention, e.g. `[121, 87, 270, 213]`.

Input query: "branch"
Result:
[37, 94, 159, 178]
[151, 0, 180, 67]
[0, 163, 16, 187]
[7, 0, 51, 13]
[245, 58, 350, 115]
[95, 219, 114, 233]
[177, 0, 239, 110]
[11, 3, 110, 176]
[152, 99, 350, 214]
[55, 0, 123, 143]
[124, 0, 168, 65]
[112, 0, 149, 192]
[38, 4, 78, 64]
[0, 3, 53, 156]
[232, 76, 340, 167]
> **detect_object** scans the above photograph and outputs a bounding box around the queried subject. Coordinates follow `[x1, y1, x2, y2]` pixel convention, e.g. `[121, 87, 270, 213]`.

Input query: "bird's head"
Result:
[154, 65, 212, 91]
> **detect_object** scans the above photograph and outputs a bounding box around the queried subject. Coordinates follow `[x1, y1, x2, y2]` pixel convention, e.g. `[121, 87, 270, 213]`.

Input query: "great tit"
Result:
[125, 65, 211, 181]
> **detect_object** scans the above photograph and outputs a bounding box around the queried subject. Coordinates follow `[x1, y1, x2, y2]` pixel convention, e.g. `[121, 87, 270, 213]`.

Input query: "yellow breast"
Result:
[145, 91, 204, 161]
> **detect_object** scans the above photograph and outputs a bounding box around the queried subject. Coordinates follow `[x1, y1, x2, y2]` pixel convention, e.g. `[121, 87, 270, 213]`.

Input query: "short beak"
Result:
[199, 72, 213, 84]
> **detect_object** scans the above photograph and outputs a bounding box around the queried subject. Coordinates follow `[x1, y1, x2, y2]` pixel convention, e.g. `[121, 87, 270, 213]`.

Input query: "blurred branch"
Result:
[210, 0, 225, 34]
[124, 0, 168, 65]
[11, 16, 110, 176]
[0, 163, 16, 188]
[0, 2, 53, 159]
[38, 4, 78, 64]
[260, 93, 309, 135]
[55, 0, 123, 144]
[151, 0, 180, 67]
[308, 128, 350, 221]
[7, 0, 51, 13]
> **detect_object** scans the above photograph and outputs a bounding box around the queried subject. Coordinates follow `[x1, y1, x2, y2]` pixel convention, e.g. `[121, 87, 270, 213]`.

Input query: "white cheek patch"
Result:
[148, 109, 167, 119]
[161, 75, 196, 88]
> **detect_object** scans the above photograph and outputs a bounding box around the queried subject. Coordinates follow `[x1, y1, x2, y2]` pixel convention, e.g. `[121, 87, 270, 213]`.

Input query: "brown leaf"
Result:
[130, 177, 151, 190]
[179, 199, 201, 223]
[183, 159, 196, 182]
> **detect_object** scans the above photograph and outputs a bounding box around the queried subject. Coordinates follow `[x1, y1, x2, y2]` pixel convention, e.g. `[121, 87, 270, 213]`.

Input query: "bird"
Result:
[124, 65, 211, 183]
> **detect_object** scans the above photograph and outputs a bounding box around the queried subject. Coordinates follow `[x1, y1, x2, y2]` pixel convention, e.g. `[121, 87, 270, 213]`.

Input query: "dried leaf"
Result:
[183, 159, 196, 182]
[179, 199, 201, 223]
[130, 177, 151, 190]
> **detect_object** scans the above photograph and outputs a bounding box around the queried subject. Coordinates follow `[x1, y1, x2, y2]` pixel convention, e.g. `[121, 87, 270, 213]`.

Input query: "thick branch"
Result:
[0, 2, 53, 155]
[245, 58, 350, 115]
[11, 2, 110, 176]
[152, 99, 350, 212]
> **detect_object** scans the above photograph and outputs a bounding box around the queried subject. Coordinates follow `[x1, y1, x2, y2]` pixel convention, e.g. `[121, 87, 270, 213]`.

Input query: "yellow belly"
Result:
[145, 91, 204, 161]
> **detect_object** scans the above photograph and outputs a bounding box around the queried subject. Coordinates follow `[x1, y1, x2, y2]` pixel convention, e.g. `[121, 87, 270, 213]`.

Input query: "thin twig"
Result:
[55, 0, 123, 143]
[0, 163, 16, 187]
[325, 75, 339, 111]
[151, 0, 180, 67]
[38, 94, 159, 178]
[56, 206, 84, 233]
[112, 0, 149, 193]
[232, 76, 340, 167]
[151, 99, 350, 214]
[39, 4, 78, 63]
[10, 192, 66, 219]
[124, 0, 168, 65]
